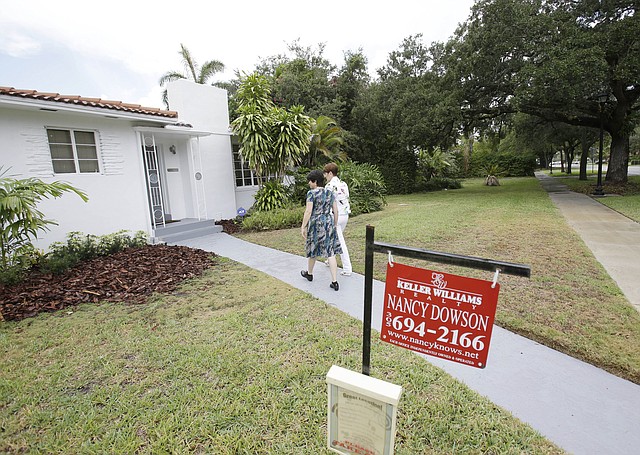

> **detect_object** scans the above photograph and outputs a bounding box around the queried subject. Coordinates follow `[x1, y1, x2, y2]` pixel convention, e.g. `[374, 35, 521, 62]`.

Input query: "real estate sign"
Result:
[380, 262, 500, 368]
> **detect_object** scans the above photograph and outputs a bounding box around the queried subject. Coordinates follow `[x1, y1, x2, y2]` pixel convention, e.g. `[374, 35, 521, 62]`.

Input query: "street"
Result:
[628, 165, 640, 176]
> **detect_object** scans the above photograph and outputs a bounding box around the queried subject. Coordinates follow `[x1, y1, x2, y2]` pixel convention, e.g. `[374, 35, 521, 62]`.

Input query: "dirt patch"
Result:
[0, 244, 216, 322]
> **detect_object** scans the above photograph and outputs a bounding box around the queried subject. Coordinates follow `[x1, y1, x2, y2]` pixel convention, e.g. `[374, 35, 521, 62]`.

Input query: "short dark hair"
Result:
[307, 169, 325, 186]
[323, 162, 339, 176]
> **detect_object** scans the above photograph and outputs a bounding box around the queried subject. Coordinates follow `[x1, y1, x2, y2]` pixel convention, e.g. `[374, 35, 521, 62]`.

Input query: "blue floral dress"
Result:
[305, 187, 343, 258]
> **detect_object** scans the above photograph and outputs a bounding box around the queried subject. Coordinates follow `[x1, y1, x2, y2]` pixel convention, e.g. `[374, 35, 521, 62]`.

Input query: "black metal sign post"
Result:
[362, 225, 531, 376]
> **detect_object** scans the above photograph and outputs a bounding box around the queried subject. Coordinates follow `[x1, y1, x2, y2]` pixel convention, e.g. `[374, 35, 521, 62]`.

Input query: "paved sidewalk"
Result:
[174, 226, 639, 454]
[536, 171, 640, 312]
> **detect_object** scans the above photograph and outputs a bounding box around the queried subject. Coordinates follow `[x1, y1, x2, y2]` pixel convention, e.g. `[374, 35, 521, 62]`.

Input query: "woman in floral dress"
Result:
[300, 170, 342, 290]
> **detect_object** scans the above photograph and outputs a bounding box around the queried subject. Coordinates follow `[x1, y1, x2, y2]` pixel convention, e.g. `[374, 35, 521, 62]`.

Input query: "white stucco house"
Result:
[0, 80, 258, 249]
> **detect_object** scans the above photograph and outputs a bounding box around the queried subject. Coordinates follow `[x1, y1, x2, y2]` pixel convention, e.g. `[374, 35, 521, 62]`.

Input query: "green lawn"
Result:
[238, 177, 640, 384]
[0, 258, 563, 454]
[2, 175, 638, 453]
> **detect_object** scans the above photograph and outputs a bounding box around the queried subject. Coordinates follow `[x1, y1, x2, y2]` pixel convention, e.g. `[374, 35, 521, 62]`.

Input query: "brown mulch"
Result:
[0, 244, 216, 322]
[215, 219, 243, 234]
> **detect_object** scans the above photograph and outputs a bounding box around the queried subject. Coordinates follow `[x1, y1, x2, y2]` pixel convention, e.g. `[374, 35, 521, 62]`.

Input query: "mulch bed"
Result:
[0, 244, 216, 322]
[215, 219, 243, 234]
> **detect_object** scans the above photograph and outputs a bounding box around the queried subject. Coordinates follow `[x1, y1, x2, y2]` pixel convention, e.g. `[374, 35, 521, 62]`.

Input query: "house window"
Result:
[233, 144, 259, 187]
[47, 128, 100, 174]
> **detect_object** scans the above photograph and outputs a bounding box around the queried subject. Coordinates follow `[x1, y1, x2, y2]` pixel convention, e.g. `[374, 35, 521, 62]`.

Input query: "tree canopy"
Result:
[205, 1, 640, 192]
[441, 0, 640, 183]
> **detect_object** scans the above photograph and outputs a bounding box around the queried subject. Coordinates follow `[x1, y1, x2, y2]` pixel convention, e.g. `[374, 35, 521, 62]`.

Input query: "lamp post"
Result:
[592, 92, 609, 197]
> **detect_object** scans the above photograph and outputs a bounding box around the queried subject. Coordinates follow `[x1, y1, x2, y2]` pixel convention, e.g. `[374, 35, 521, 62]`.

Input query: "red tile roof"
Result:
[0, 86, 178, 119]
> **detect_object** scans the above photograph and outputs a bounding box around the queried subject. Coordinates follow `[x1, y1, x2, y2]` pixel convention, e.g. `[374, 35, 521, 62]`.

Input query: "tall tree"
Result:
[159, 43, 225, 109]
[442, 0, 640, 183]
[335, 50, 370, 132]
[352, 35, 463, 192]
[230, 73, 275, 179]
[510, 113, 598, 178]
[231, 73, 311, 180]
[257, 41, 340, 120]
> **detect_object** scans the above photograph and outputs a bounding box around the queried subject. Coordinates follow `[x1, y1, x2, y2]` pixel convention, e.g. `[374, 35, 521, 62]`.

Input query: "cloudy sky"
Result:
[1, 0, 475, 109]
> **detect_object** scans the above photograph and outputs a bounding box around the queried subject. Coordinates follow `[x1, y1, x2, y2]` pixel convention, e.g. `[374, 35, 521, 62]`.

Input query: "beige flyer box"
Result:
[326, 365, 402, 455]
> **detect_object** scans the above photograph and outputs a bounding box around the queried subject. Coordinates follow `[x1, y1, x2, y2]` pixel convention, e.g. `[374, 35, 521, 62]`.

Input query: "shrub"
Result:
[415, 177, 463, 192]
[379, 154, 416, 194]
[0, 244, 43, 285]
[469, 149, 537, 177]
[285, 167, 312, 206]
[241, 206, 305, 231]
[339, 162, 387, 215]
[282, 162, 387, 219]
[0, 168, 88, 283]
[40, 230, 147, 275]
[253, 179, 288, 212]
[416, 148, 458, 178]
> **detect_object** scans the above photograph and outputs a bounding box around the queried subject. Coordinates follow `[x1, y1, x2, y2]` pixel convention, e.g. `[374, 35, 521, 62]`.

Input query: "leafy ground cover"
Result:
[237, 177, 640, 384]
[0, 256, 563, 454]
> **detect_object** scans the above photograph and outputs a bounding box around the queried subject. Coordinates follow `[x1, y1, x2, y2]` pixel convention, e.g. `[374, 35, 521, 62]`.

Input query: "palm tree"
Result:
[307, 116, 346, 167]
[0, 167, 88, 275]
[159, 44, 225, 109]
[416, 147, 451, 181]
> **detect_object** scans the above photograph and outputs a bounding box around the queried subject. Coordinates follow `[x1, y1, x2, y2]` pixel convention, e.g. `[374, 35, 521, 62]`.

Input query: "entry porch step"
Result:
[153, 219, 222, 243]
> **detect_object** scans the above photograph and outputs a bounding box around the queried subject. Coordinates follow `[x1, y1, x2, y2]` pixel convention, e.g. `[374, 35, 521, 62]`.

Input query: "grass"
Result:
[238, 177, 640, 384]
[0, 257, 563, 454]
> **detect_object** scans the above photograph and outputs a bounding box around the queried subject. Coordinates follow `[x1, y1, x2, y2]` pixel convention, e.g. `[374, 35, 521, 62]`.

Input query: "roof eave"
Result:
[0, 95, 178, 125]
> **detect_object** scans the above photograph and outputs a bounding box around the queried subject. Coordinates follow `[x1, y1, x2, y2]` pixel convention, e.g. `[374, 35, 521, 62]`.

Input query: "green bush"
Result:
[0, 244, 43, 285]
[469, 149, 537, 177]
[378, 150, 416, 194]
[340, 162, 387, 215]
[253, 179, 288, 212]
[286, 163, 389, 215]
[241, 206, 305, 231]
[0, 168, 88, 284]
[415, 177, 463, 192]
[285, 167, 312, 206]
[282, 162, 387, 219]
[40, 230, 147, 275]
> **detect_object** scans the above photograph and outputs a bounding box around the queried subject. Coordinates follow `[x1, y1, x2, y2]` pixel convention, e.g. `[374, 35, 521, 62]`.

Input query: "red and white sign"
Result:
[380, 262, 500, 368]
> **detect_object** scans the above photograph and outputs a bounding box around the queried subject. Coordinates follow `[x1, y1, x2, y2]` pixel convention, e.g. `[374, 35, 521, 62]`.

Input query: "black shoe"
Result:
[330, 281, 339, 291]
[301, 270, 313, 281]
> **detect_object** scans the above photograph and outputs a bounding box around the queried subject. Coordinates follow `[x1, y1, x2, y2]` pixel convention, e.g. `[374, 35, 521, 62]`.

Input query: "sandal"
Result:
[301, 270, 313, 281]
[330, 281, 339, 291]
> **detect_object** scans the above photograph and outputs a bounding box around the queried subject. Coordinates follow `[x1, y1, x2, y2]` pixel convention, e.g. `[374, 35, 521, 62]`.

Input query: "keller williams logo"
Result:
[431, 272, 447, 289]
[396, 273, 483, 308]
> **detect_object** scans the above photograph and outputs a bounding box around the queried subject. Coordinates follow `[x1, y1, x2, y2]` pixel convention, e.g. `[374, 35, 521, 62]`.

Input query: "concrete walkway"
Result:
[173, 176, 640, 455]
[536, 171, 640, 312]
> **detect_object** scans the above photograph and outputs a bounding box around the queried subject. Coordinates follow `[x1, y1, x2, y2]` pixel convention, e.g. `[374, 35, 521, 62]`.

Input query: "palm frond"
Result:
[179, 43, 199, 82]
[199, 60, 225, 84]
[159, 71, 186, 87]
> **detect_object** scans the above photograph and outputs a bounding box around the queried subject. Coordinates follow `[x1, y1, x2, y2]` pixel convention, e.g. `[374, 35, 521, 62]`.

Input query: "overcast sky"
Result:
[0, 0, 475, 109]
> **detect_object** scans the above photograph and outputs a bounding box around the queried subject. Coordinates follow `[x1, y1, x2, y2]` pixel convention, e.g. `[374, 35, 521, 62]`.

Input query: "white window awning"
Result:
[133, 126, 215, 138]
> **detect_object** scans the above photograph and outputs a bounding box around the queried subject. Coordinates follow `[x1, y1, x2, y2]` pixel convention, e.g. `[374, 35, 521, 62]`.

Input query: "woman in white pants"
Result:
[323, 163, 352, 276]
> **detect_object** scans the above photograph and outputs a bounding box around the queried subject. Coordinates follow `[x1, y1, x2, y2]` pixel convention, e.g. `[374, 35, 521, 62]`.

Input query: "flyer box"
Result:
[380, 262, 500, 368]
[326, 365, 402, 455]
